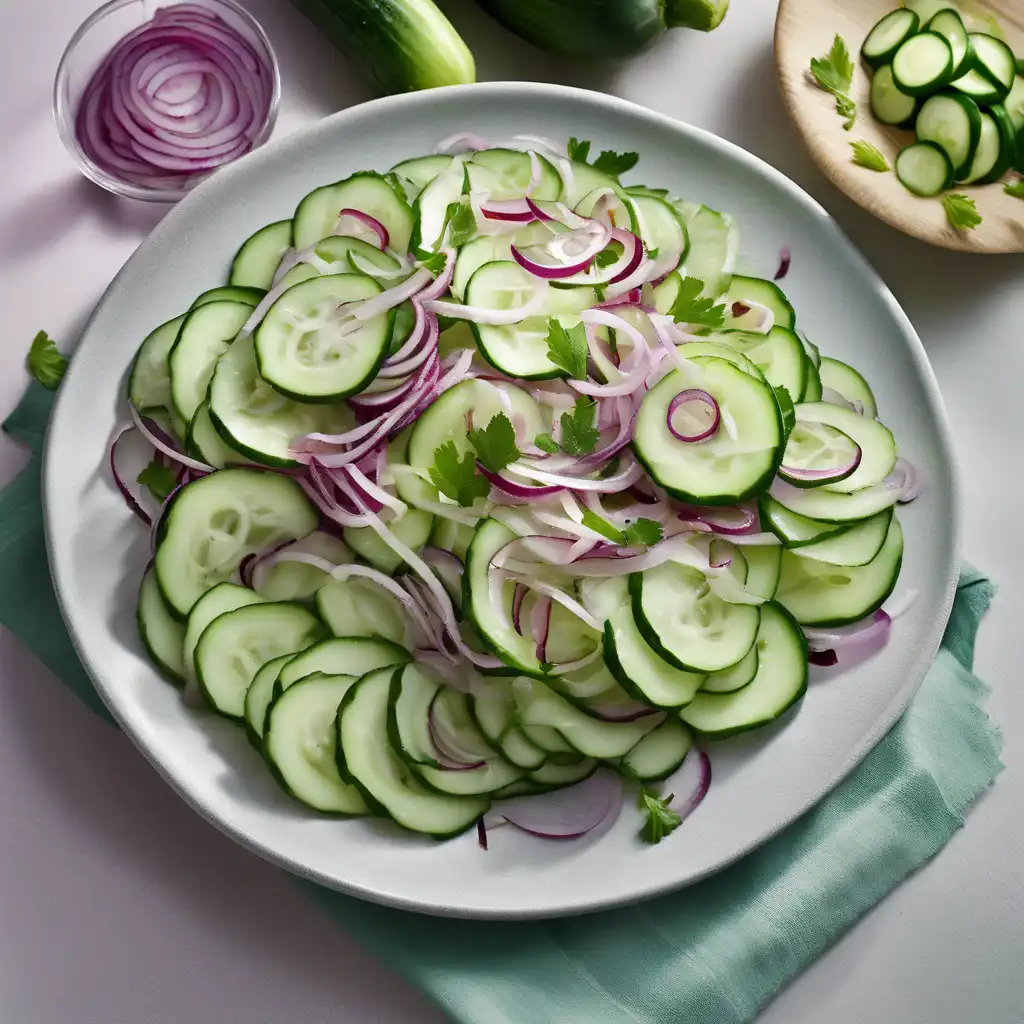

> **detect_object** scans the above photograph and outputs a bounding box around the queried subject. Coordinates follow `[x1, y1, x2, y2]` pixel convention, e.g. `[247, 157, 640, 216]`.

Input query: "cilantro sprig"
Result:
[467, 413, 520, 474]
[567, 137, 639, 178]
[534, 396, 601, 457]
[668, 276, 727, 331]
[849, 140, 889, 172]
[545, 320, 589, 380]
[809, 35, 857, 130]
[137, 459, 177, 504]
[27, 330, 68, 390]
[429, 412, 522, 506]
[638, 788, 682, 845]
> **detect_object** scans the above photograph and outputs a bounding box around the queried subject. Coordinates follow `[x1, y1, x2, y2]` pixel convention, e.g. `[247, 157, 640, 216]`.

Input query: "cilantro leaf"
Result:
[594, 247, 619, 269]
[850, 139, 889, 172]
[592, 149, 640, 177]
[136, 459, 177, 504]
[27, 330, 67, 390]
[810, 35, 857, 130]
[668, 276, 727, 330]
[835, 93, 857, 131]
[942, 193, 982, 230]
[1004, 179, 1024, 199]
[445, 201, 478, 248]
[468, 412, 520, 474]
[545, 319, 589, 379]
[417, 250, 448, 275]
[623, 518, 663, 546]
[579, 506, 626, 544]
[639, 788, 682, 845]
[567, 137, 591, 163]
[646, 247, 659, 261]
[774, 385, 796, 440]
[533, 432, 561, 454]
[559, 397, 601, 456]
[428, 441, 489, 507]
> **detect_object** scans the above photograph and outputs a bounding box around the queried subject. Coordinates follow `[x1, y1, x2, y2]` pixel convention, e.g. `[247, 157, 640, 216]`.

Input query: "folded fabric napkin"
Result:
[0, 382, 1003, 1024]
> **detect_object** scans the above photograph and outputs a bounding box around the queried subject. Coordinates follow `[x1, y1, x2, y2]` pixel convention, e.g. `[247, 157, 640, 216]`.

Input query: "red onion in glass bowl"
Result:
[53, 0, 280, 202]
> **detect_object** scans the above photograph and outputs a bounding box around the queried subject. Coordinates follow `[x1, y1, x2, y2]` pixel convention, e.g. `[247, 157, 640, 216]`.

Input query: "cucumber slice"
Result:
[137, 566, 187, 685]
[1004, 75, 1024, 133]
[790, 402, 897, 493]
[208, 335, 355, 467]
[317, 577, 418, 646]
[776, 515, 903, 626]
[520, 723, 577, 755]
[759, 493, 853, 547]
[244, 653, 293, 749]
[230, 219, 293, 290]
[927, 9, 969, 74]
[573, 185, 639, 235]
[129, 315, 185, 415]
[469, 683, 548, 770]
[255, 274, 390, 401]
[818, 358, 878, 418]
[343, 508, 434, 573]
[701, 642, 758, 694]
[467, 148, 562, 202]
[769, 476, 900, 523]
[676, 340, 767, 381]
[452, 235, 512, 301]
[337, 667, 489, 837]
[187, 401, 250, 469]
[190, 286, 266, 310]
[559, 160, 619, 208]
[278, 235, 409, 290]
[742, 543, 783, 600]
[966, 32, 1015, 96]
[915, 92, 982, 177]
[630, 194, 689, 281]
[896, 141, 955, 195]
[862, 8, 920, 68]
[528, 757, 598, 787]
[293, 172, 413, 252]
[722, 276, 795, 331]
[194, 602, 324, 719]
[870, 64, 920, 127]
[802, 355, 823, 402]
[169, 300, 254, 424]
[792, 508, 893, 567]
[634, 357, 783, 505]
[466, 518, 546, 676]
[620, 718, 693, 781]
[183, 582, 264, 681]
[512, 678, 663, 759]
[276, 636, 410, 691]
[409, 156, 467, 253]
[429, 517, 475, 562]
[631, 562, 761, 673]
[719, 326, 807, 398]
[389, 154, 453, 198]
[892, 31, 954, 95]
[252, 531, 353, 602]
[154, 469, 318, 618]
[388, 664, 443, 767]
[680, 602, 807, 739]
[265, 673, 370, 814]
[675, 202, 738, 297]
[967, 104, 1016, 184]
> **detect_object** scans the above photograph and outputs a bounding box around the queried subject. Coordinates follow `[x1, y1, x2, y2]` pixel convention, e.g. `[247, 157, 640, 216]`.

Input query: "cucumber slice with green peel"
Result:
[896, 141, 955, 196]
[759, 493, 853, 547]
[559, 160, 619, 208]
[276, 636, 410, 693]
[792, 508, 893, 567]
[137, 566, 187, 685]
[926, 9, 970, 74]
[293, 171, 413, 252]
[265, 673, 370, 814]
[129, 314, 185, 415]
[676, 340, 767, 381]
[862, 8, 920, 68]
[776, 515, 903, 626]
[276, 235, 410, 291]
[470, 684, 548, 771]
[429, 517, 475, 562]
[802, 354, 823, 402]
[818, 358, 878, 418]
[244, 653, 293, 749]
[742, 543, 783, 600]
[469, 148, 562, 202]
[336, 668, 489, 838]
[388, 664, 443, 767]
[183, 582, 264, 681]
[316, 577, 418, 646]
[634, 357, 783, 505]
[190, 285, 267, 310]
[209, 335, 355, 467]
[674, 202, 738, 297]
[409, 156, 468, 253]
[652, 270, 683, 314]
[573, 185, 639, 235]
[966, 33, 1015, 94]
[870, 64, 920, 127]
[951, 66, 1009, 104]
[254, 274, 391, 402]
[791, 403, 897, 493]
[187, 401, 253, 469]
[915, 92, 982, 177]
[1004, 76, 1024, 133]
[779, 420, 861, 488]
[169, 300, 255, 424]
[511, 678, 663, 759]
[528, 757, 598, 788]
[968, 104, 1017, 184]
[630, 194, 689, 281]
[680, 602, 807, 739]
[195, 602, 324, 719]
[721, 276, 796, 331]
[389, 154, 453, 198]
[769, 476, 900, 523]
[343, 508, 434, 574]
[452, 235, 512, 300]
[521, 723, 578, 755]
[631, 562, 761, 673]
[619, 718, 693, 781]
[230, 220, 293, 290]
[718, 326, 807, 398]
[701, 642, 758, 694]
[154, 469, 318, 619]
[892, 32, 955, 95]
[252, 531, 353, 603]
[465, 518, 547, 676]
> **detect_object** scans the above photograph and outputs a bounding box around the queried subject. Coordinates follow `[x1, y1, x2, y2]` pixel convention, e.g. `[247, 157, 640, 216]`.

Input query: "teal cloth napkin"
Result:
[0, 384, 1003, 1024]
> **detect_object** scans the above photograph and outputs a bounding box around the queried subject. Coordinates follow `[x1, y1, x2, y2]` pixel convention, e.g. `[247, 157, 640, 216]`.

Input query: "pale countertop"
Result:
[1, 1, 1021, 1021]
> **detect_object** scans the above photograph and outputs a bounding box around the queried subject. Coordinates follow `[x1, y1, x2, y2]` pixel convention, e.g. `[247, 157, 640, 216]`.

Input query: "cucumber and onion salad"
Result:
[116, 133, 921, 847]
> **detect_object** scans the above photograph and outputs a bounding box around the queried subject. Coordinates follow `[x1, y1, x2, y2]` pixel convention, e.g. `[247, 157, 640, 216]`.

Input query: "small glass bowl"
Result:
[53, 0, 281, 203]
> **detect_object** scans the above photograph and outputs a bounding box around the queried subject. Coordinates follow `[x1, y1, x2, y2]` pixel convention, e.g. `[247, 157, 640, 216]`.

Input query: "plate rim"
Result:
[42, 81, 962, 919]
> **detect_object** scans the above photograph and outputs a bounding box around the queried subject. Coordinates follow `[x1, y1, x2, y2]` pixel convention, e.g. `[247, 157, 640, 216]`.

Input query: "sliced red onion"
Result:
[510, 220, 612, 279]
[481, 199, 537, 222]
[428, 692, 488, 770]
[667, 389, 720, 443]
[424, 277, 548, 325]
[530, 595, 552, 662]
[779, 443, 861, 485]
[809, 649, 839, 666]
[434, 132, 489, 154]
[885, 458, 923, 503]
[477, 818, 488, 850]
[109, 425, 153, 525]
[820, 386, 857, 412]
[515, 579, 602, 632]
[511, 581, 527, 635]
[505, 455, 642, 494]
[774, 246, 791, 281]
[663, 749, 712, 822]
[128, 401, 213, 473]
[548, 647, 604, 676]
[731, 302, 750, 318]
[476, 462, 562, 499]
[335, 208, 388, 249]
[351, 267, 432, 322]
[677, 504, 759, 536]
[416, 249, 456, 303]
[804, 609, 891, 652]
[487, 770, 623, 839]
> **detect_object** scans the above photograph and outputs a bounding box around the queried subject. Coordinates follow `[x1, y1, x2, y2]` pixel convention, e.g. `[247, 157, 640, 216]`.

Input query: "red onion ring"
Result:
[666, 389, 720, 443]
[109, 426, 153, 525]
[774, 246, 791, 281]
[676, 504, 759, 536]
[511, 582, 527, 635]
[664, 749, 712, 822]
[487, 771, 623, 839]
[336, 208, 389, 249]
[778, 443, 862, 486]
[530, 596, 552, 663]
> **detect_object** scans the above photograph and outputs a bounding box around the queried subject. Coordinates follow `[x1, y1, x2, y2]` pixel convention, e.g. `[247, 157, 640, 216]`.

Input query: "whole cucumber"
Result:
[291, 0, 475, 94]
[475, 0, 729, 59]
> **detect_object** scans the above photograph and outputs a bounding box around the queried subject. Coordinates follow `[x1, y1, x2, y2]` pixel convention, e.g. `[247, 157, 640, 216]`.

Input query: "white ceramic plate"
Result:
[44, 83, 960, 920]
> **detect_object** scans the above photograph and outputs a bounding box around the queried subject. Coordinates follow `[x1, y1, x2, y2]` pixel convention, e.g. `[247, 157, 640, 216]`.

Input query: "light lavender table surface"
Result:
[1, 2, 1021, 1021]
